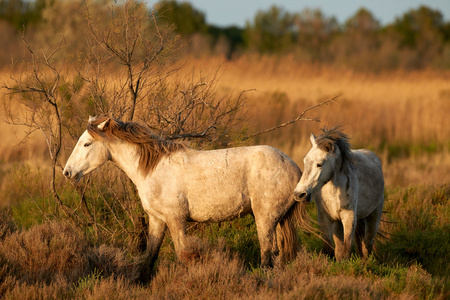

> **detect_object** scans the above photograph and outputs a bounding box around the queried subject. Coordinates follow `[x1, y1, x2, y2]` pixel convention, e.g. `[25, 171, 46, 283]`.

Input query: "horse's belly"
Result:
[187, 194, 253, 222]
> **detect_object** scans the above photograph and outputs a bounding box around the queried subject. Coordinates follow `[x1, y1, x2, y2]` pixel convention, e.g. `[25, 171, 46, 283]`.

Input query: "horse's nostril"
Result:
[297, 192, 307, 199]
[64, 170, 71, 178]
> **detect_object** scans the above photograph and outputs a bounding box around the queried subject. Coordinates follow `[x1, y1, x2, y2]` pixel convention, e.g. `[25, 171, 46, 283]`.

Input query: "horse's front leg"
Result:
[147, 214, 167, 266]
[337, 209, 356, 260]
[317, 210, 334, 257]
[139, 214, 167, 282]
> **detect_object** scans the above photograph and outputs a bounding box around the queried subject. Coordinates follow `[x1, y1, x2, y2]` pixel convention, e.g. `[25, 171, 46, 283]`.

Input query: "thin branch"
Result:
[241, 94, 341, 141]
[167, 124, 217, 140]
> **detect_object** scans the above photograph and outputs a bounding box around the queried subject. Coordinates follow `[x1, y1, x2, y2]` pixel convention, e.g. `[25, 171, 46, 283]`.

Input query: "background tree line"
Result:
[1, 0, 450, 71]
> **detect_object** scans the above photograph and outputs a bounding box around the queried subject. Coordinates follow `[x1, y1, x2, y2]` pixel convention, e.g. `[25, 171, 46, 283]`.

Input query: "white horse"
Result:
[294, 127, 384, 260]
[63, 115, 308, 271]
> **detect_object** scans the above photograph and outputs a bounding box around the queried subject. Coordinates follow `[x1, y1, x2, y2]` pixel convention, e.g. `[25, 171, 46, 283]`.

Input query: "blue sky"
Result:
[147, 0, 450, 27]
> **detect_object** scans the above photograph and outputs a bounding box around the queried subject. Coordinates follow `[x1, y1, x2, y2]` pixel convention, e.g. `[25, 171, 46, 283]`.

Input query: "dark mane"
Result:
[87, 115, 186, 175]
[316, 126, 353, 165]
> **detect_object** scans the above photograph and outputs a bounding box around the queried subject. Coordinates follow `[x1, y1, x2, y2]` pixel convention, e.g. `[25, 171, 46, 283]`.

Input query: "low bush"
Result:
[0, 219, 446, 298]
[0, 209, 15, 239]
[149, 237, 257, 299]
[87, 244, 140, 281]
[0, 221, 90, 284]
[378, 185, 450, 277]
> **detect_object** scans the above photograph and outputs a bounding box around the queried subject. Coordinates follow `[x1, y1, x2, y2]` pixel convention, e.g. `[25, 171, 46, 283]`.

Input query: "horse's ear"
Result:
[309, 133, 316, 146]
[97, 119, 110, 131]
[324, 142, 334, 153]
[88, 115, 95, 124]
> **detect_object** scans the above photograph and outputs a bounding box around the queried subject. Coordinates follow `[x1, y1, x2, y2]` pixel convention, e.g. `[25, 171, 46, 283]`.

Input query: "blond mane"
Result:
[87, 115, 186, 175]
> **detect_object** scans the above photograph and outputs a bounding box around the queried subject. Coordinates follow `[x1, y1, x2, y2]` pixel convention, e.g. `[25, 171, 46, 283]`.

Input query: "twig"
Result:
[241, 94, 341, 141]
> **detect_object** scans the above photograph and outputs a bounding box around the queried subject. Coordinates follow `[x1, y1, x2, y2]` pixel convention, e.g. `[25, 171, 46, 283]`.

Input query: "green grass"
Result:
[378, 185, 450, 277]
[199, 215, 260, 267]
[72, 268, 103, 295]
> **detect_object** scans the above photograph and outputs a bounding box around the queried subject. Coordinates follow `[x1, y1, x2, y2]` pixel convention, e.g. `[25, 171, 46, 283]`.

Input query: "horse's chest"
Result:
[317, 185, 353, 220]
[317, 199, 341, 220]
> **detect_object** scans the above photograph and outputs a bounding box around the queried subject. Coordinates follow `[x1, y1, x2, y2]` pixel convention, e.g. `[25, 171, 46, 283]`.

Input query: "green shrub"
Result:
[72, 268, 103, 295]
[379, 185, 450, 277]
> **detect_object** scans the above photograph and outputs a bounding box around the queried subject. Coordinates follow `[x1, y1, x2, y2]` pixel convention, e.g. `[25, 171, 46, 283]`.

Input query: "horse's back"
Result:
[201, 145, 301, 195]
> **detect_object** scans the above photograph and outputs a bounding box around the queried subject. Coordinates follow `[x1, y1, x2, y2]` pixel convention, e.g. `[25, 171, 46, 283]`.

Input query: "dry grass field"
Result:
[177, 55, 450, 186]
[0, 55, 449, 298]
[2, 55, 449, 177]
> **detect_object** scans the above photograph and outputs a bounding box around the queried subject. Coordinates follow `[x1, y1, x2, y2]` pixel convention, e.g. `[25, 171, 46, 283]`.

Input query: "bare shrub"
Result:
[88, 244, 140, 281]
[0, 220, 89, 284]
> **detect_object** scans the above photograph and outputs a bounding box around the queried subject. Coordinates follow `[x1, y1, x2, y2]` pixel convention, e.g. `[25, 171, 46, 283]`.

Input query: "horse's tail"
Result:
[277, 200, 316, 264]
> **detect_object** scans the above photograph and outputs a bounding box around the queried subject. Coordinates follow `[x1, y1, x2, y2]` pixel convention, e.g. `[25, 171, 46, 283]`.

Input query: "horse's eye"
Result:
[84, 142, 92, 147]
[317, 163, 322, 168]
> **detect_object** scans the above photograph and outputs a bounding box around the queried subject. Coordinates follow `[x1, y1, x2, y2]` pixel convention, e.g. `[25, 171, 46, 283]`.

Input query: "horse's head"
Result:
[63, 118, 111, 182]
[294, 133, 341, 203]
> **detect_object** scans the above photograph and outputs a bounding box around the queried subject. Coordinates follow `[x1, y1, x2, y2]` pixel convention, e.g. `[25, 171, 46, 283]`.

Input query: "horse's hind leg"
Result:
[362, 206, 383, 259]
[255, 218, 277, 268]
[355, 219, 366, 257]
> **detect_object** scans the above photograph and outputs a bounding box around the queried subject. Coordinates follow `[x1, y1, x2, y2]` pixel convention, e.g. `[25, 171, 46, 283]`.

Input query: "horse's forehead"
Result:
[77, 130, 94, 143]
[305, 145, 327, 162]
[81, 130, 91, 139]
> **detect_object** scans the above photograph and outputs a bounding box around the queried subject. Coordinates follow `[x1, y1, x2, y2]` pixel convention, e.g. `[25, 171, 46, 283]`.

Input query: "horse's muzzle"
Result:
[63, 169, 71, 178]
[294, 191, 312, 203]
[63, 169, 82, 182]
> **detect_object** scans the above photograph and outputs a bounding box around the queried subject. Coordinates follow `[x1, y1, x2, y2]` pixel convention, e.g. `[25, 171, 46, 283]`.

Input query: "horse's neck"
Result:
[109, 141, 145, 186]
[330, 154, 356, 193]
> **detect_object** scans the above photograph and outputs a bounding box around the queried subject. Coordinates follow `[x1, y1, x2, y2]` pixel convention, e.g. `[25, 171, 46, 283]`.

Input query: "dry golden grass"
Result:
[180, 55, 450, 142]
[1, 54, 449, 187]
[0, 117, 48, 164]
[175, 55, 450, 186]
